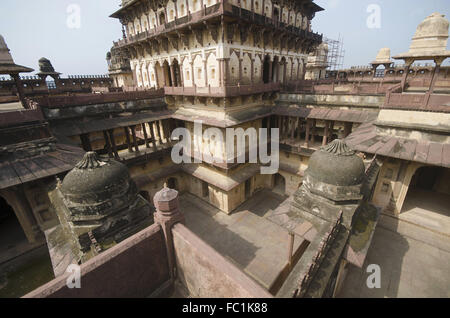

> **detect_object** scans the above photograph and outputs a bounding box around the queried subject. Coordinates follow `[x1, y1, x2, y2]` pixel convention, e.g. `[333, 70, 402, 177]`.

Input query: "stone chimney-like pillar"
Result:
[153, 187, 185, 279]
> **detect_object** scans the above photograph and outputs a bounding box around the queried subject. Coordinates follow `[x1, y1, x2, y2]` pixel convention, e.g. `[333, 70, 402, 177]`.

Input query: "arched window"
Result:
[180, 4, 185, 15]
[197, 68, 202, 79]
[170, 10, 174, 20]
[211, 68, 216, 79]
[186, 69, 190, 80]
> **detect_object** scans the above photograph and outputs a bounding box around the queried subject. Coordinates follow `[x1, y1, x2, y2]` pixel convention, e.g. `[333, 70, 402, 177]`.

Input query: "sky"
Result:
[0, 0, 449, 77]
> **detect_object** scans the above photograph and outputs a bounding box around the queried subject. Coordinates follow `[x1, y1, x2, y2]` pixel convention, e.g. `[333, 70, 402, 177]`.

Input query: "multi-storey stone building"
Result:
[1, 3, 449, 299]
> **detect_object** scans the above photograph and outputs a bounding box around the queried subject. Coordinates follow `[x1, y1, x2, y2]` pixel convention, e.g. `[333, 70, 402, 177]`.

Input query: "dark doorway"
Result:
[202, 181, 209, 198]
[410, 166, 440, 191]
[139, 191, 151, 202]
[167, 177, 178, 191]
[245, 179, 251, 200]
[273, 173, 286, 195]
[273, 8, 279, 21]
[172, 59, 181, 87]
[0, 196, 27, 250]
[263, 56, 271, 83]
[163, 61, 173, 87]
[159, 12, 166, 25]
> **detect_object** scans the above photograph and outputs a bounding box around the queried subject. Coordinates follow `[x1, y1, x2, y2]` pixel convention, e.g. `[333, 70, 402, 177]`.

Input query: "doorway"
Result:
[0, 196, 27, 252]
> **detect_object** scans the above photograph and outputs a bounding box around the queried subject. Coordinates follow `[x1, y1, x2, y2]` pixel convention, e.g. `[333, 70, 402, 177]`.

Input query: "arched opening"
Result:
[167, 177, 179, 191]
[0, 196, 27, 251]
[202, 181, 209, 198]
[163, 60, 173, 87]
[273, 8, 279, 21]
[139, 191, 151, 202]
[273, 173, 286, 195]
[172, 59, 181, 87]
[245, 178, 252, 200]
[272, 56, 279, 82]
[401, 166, 450, 234]
[159, 12, 166, 25]
[263, 55, 271, 83]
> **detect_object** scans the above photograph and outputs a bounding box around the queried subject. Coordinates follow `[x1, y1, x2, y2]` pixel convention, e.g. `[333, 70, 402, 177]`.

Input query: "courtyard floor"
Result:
[337, 213, 450, 298]
[180, 190, 306, 292]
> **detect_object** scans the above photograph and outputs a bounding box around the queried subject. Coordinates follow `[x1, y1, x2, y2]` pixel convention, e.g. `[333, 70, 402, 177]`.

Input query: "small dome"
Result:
[409, 12, 449, 54]
[306, 140, 365, 187]
[413, 13, 449, 39]
[38, 57, 56, 73]
[374, 48, 391, 63]
[61, 152, 135, 207]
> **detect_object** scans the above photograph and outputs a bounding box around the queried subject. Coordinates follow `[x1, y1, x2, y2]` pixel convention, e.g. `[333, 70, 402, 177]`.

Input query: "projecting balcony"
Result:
[112, 1, 322, 50]
[163, 82, 281, 97]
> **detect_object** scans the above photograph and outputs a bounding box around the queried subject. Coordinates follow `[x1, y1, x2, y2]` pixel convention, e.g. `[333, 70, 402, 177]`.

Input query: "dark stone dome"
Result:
[61, 152, 135, 207]
[306, 140, 365, 187]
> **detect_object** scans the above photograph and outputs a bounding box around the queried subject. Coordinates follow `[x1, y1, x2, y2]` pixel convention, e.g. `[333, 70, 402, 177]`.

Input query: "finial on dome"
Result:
[320, 139, 356, 156]
[75, 151, 106, 169]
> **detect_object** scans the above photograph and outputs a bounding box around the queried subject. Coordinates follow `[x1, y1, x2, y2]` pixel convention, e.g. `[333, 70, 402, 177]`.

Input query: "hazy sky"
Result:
[0, 0, 448, 77]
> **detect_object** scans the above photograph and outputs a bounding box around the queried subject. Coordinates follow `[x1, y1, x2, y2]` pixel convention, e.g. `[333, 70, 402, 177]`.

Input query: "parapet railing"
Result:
[30, 88, 165, 108]
[296, 211, 343, 298]
[282, 79, 396, 95]
[163, 82, 281, 97]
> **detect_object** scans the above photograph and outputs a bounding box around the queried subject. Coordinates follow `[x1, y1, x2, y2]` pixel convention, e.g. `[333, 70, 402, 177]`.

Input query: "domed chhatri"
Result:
[307, 139, 365, 187]
[304, 139, 365, 202]
[48, 151, 151, 271]
[61, 151, 134, 212]
[394, 12, 450, 59]
[38, 57, 56, 73]
[410, 13, 449, 54]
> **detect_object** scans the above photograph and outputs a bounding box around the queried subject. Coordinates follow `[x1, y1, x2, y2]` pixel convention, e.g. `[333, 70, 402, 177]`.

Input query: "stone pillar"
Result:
[124, 127, 133, 152]
[401, 60, 413, 92]
[108, 129, 119, 159]
[268, 59, 273, 83]
[149, 122, 157, 150]
[223, 58, 229, 86]
[103, 131, 113, 158]
[203, 59, 208, 87]
[169, 63, 176, 87]
[153, 188, 185, 279]
[11, 74, 27, 109]
[311, 119, 316, 143]
[305, 119, 310, 148]
[250, 58, 254, 84]
[322, 121, 329, 146]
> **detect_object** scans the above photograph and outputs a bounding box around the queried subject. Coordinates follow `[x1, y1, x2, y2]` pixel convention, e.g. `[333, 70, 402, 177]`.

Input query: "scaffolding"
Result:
[324, 35, 345, 71]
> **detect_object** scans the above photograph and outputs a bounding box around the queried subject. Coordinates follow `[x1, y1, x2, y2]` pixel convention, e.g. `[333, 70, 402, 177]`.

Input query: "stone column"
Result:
[108, 129, 119, 159]
[169, 63, 176, 87]
[153, 188, 185, 279]
[149, 122, 157, 151]
[203, 59, 208, 87]
[322, 121, 329, 146]
[103, 131, 113, 158]
[268, 59, 273, 83]
[305, 119, 310, 148]
[124, 127, 133, 152]
[401, 60, 413, 92]
[11, 74, 27, 109]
